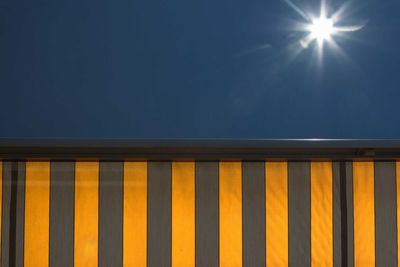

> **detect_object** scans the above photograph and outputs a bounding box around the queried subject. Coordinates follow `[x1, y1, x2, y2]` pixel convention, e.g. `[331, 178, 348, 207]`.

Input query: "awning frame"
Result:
[1, 139, 400, 160]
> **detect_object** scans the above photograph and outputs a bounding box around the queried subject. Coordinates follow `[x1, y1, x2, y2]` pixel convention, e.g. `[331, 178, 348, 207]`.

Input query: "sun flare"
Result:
[308, 17, 335, 44]
[282, 0, 367, 55]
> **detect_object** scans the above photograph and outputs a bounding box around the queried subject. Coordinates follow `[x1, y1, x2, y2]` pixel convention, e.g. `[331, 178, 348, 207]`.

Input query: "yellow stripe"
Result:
[265, 162, 288, 267]
[353, 161, 375, 267]
[396, 161, 400, 267]
[219, 161, 242, 267]
[74, 161, 99, 267]
[311, 161, 333, 267]
[172, 162, 195, 267]
[123, 161, 147, 267]
[24, 161, 50, 267]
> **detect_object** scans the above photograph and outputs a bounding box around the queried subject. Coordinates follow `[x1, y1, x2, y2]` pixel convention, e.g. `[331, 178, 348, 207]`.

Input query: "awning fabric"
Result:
[0, 160, 398, 266]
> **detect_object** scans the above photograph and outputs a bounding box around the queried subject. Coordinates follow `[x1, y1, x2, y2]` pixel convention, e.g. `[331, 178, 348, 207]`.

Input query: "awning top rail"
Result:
[1, 139, 400, 160]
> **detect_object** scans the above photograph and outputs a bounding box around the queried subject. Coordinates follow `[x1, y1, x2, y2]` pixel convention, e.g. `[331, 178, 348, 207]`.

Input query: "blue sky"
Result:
[1, 0, 400, 138]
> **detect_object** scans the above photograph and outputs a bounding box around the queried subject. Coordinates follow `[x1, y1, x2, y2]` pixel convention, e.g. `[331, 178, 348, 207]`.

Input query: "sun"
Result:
[308, 16, 335, 44]
[282, 0, 367, 53]
[242, 0, 366, 61]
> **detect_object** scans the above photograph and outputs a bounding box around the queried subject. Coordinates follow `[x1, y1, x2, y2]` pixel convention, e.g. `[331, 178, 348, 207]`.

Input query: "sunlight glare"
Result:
[276, 0, 367, 65]
[308, 17, 335, 44]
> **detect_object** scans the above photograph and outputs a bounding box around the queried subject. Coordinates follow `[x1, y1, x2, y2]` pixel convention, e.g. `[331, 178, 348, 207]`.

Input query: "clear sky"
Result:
[1, 0, 400, 138]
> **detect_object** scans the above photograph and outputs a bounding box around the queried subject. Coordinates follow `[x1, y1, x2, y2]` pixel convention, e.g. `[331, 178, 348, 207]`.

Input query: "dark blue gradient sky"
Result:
[1, 0, 400, 138]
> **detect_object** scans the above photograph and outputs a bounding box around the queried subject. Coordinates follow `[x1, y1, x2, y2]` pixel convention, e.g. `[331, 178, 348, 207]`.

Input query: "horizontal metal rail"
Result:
[1, 139, 400, 160]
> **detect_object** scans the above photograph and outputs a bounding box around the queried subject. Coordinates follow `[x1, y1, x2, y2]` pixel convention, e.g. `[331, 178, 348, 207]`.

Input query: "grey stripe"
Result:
[332, 162, 341, 267]
[147, 161, 172, 267]
[242, 161, 266, 267]
[1, 161, 11, 266]
[288, 161, 311, 267]
[374, 161, 398, 267]
[15, 161, 25, 267]
[49, 161, 75, 267]
[346, 162, 354, 267]
[98, 161, 124, 267]
[195, 161, 219, 267]
[1, 162, 25, 267]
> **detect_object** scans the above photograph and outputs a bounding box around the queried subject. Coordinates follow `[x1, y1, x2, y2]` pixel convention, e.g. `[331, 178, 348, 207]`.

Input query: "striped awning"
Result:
[0, 160, 398, 266]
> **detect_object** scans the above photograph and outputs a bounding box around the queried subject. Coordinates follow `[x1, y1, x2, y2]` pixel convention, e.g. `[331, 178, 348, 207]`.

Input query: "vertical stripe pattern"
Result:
[49, 161, 75, 267]
[353, 161, 375, 267]
[147, 162, 172, 267]
[2, 160, 400, 266]
[345, 161, 355, 267]
[195, 161, 219, 266]
[332, 162, 342, 267]
[15, 162, 26, 267]
[219, 161, 242, 267]
[172, 161, 195, 267]
[99, 161, 123, 267]
[1, 161, 26, 266]
[0, 161, 11, 266]
[123, 161, 147, 267]
[374, 161, 397, 266]
[288, 161, 311, 266]
[311, 161, 333, 267]
[1, 161, 11, 266]
[24, 161, 50, 267]
[242, 161, 266, 267]
[74, 161, 99, 267]
[265, 161, 288, 267]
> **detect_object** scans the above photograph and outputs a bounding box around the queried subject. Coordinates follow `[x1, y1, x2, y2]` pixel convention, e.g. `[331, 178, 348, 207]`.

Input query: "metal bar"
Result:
[1, 139, 400, 159]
